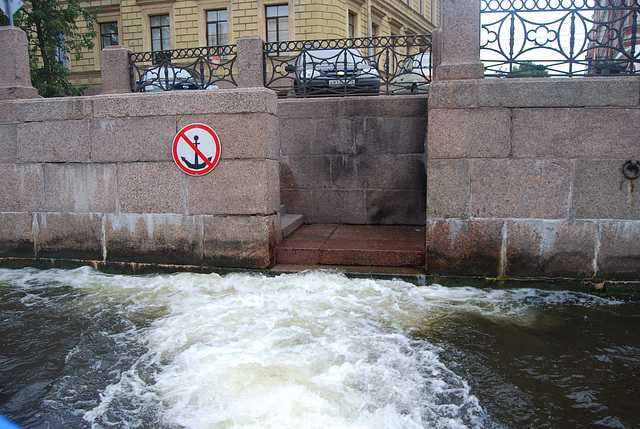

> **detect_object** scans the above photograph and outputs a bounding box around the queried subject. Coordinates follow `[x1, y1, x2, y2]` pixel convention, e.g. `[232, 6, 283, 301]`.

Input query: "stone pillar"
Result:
[100, 45, 133, 94]
[435, 0, 485, 80]
[0, 26, 38, 100]
[236, 36, 265, 88]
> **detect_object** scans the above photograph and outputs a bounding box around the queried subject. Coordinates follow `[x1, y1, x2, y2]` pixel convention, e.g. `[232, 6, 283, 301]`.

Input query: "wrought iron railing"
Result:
[130, 45, 237, 92]
[481, 0, 639, 77]
[264, 35, 432, 97]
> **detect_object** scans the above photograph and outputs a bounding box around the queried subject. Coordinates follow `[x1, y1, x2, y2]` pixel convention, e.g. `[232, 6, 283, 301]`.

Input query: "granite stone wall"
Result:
[0, 89, 281, 270]
[278, 95, 428, 225]
[426, 77, 640, 279]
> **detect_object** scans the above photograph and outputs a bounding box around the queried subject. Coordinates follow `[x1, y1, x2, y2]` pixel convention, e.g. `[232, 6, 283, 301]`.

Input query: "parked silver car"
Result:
[135, 65, 218, 92]
[287, 48, 380, 95]
[391, 52, 431, 93]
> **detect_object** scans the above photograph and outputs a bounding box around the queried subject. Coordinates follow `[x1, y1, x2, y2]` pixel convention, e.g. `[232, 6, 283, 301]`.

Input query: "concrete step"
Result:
[276, 224, 425, 267]
[281, 213, 304, 238]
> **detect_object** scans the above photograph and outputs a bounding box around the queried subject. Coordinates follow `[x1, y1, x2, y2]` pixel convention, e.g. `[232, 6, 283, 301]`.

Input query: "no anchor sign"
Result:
[172, 123, 221, 176]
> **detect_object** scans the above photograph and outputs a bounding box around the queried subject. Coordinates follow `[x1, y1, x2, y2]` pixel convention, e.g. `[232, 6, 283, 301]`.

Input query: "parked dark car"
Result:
[286, 48, 380, 95]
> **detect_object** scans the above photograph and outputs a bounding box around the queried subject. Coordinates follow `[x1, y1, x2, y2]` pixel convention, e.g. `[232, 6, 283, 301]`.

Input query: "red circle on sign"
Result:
[172, 123, 221, 176]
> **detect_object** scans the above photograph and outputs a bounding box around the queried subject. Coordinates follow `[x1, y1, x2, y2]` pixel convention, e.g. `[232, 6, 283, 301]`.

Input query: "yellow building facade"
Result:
[70, 0, 439, 92]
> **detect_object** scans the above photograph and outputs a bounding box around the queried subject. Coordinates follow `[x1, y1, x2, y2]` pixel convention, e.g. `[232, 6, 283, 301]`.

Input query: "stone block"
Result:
[277, 97, 343, 119]
[236, 36, 265, 88]
[18, 120, 90, 162]
[427, 159, 470, 219]
[427, 108, 510, 159]
[330, 155, 359, 189]
[428, 80, 478, 108]
[597, 220, 640, 279]
[0, 101, 16, 124]
[354, 116, 426, 154]
[179, 113, 279, 160]
[342, 95, 429, 117]
[187, 159, 279, 215]
[512, 108, 640, 158]
[104, 213, 203, 265]
[505, 220, 597, 278]
[0, 213, 34, 257]
[37, 213, 102, 260]
[280, 118, 353, 155]
[203, 214, 280, 268]
[477, 77, 640, 108]
[0, 27, 38, 100]
[426, 219, 504, 276]
[0, 163, 44, 211]
[93, 88, 277, 118]
[470, 159, 571, 219]
[312, 189, 365, 224]
[100, 45, 133, 94]
[279, 156, 332, 190]
[13, 97, 92, 122]
[0, 124, 17, 162]
[365, 190, 426, 225]
[90, 116, 176, 162]
[44, 163, 117, 213]
[118, 162, 186, 213]
[358, 154, 426, 190]
[573, 159, 640, 220]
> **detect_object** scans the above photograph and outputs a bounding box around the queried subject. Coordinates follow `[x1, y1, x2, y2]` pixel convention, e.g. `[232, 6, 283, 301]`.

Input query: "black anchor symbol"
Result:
[182, 135, 212, 170]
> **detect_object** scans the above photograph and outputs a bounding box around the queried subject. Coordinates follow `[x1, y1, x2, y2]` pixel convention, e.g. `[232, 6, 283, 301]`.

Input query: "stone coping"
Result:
[429, 76, 640, 109]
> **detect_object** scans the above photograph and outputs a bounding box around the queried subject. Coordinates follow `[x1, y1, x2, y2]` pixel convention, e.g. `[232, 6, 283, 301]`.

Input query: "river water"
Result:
[0, 267, 638, 429]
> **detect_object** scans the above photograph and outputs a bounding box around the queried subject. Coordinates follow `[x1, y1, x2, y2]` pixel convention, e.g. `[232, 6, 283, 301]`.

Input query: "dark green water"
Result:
[0, 267, 638, 428]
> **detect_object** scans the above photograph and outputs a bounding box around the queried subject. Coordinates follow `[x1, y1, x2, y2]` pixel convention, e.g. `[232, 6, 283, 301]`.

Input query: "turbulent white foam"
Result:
[0, 267, 625, 429]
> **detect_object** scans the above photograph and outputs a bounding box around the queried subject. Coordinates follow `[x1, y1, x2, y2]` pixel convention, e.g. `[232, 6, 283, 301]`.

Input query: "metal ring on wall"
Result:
[622, 160, 640, 180]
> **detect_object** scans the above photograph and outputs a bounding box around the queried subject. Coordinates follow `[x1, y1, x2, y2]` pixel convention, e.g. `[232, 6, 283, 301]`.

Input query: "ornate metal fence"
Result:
[130, 45, 237, 92]
[264, 35, 432, 97]
[481, 0, 639, 77]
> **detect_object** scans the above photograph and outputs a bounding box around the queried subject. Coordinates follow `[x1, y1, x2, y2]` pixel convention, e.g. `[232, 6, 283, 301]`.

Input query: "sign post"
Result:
[0, 0, 23, 26]
[172, 123, 221, 176]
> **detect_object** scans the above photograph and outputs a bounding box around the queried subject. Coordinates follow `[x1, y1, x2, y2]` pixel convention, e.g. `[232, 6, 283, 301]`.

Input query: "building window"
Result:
[100, 22, 118, 49]
[206, 9, 228, 46]
[150, 15, 170, 51]
[372, 24, 378, 37]
[266, 4, 289, 44]
[348, 12, 355, 38]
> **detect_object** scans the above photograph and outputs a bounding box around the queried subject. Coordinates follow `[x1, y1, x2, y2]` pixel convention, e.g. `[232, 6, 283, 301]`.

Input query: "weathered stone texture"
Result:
[187, 159, 279, 215]
[0, 163, 44, 212]
[0, 213, 34, 257]
[597, 221, 640, 279]
[505, 220, 597, 278]
[427, 108, 511, 159]
[105, 213, 203, 265]
[44, 163, 117, 213]
[203, 214, 280, 268]
[427, 219, 504, 276]
[118, 162, 187, 214]
[13, 97, 92, 122]
[573, 159, 640, 220]
[279, 95, 428, 225]
[427, 159, 470, 219]
[37, 213, 103, 260]
[470, 159, 571, 219]
[0, 124, 17, 162]
[179, 113, 279, 160]
[18, 120, 90, 163]
[512, 108, 640, 159]
[90, 117, 176, 162]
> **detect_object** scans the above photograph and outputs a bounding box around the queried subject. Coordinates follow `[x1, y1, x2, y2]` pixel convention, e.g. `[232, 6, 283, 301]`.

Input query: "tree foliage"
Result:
[1, 0, 97, 97]
[509, 61, 549, 77]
